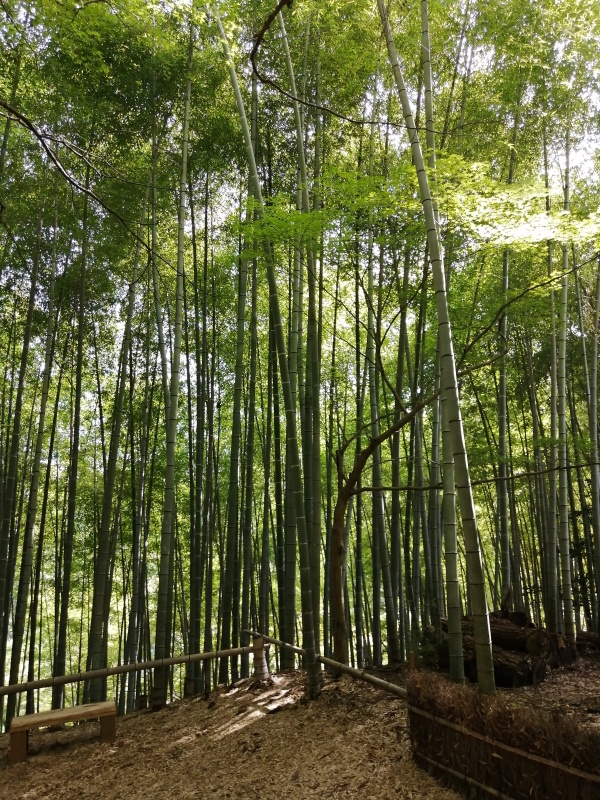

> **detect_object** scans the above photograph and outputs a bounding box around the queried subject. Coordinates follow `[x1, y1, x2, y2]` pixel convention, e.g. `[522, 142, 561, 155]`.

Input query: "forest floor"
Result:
[1, 655, 599, 800]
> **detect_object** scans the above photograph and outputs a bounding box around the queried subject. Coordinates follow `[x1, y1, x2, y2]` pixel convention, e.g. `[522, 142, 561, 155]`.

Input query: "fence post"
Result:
[252, 636, 270, 681]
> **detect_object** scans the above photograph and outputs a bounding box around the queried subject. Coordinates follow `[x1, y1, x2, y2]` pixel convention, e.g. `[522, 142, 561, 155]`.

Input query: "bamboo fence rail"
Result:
[0, 646, 253, 698]
[243, 630, 407, 699]
[2, 630, 407, 708]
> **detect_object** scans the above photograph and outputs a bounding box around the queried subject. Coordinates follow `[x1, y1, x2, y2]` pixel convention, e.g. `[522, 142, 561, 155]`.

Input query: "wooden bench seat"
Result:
[9, 700, 116, 765]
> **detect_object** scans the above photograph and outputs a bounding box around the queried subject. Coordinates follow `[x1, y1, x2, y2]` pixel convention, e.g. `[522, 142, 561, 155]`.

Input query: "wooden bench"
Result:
[9, 700, 116, 765]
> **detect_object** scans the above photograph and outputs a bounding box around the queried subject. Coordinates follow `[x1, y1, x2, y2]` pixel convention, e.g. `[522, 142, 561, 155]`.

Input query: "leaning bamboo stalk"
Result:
[0, 647, 253, 698]
[244, 631, 407, 699]
[316, 656, 407, 699]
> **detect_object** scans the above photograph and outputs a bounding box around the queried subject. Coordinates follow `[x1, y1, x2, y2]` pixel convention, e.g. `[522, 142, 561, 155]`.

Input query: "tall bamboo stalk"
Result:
[153, 27, 194, 704]
[377, 0, 494, 692]
[557, 125, 575, 651]
[213, 5, 320, 697]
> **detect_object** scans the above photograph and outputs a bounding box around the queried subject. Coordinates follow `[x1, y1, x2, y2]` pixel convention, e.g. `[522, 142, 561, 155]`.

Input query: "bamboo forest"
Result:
[1, 0, 600, 735]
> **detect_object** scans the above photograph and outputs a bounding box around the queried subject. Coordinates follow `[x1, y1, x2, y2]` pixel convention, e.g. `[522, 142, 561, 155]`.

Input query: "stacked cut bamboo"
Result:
[437, 614, 588, 687]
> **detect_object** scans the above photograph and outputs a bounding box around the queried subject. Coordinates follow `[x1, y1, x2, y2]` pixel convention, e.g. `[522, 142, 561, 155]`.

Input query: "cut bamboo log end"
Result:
[438, 615, 579, 688]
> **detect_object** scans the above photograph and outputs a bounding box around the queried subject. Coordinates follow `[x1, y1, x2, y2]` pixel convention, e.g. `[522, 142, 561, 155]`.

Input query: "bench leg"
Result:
[100, 714, 116, 744]
[10, 730, 28, 765]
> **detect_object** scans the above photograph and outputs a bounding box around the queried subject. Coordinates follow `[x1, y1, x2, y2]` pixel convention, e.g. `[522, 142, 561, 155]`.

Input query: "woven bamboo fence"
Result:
[407, 673, 600, 800]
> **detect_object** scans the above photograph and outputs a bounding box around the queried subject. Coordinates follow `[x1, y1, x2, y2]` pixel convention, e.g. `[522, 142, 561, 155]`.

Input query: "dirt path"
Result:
[4, 658, 600, 798]
[1, 672, 460, 800]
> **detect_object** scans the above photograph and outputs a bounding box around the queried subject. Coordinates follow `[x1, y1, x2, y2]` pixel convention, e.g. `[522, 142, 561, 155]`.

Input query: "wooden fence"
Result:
[408, 703, 600, 800]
